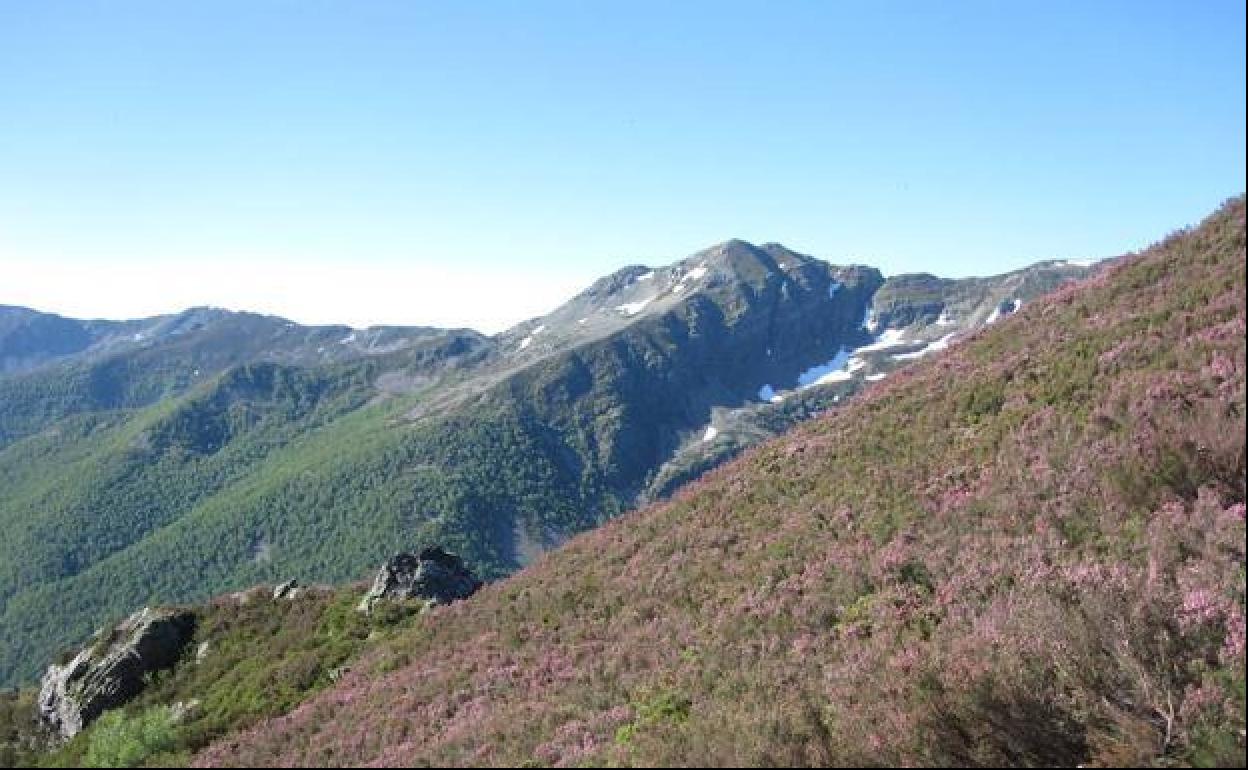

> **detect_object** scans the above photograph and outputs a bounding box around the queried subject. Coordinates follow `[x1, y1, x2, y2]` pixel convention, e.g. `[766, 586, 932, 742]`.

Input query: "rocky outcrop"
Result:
[38, 607, 196, 739]
[357, 547, 482, 613]
[273, 579, 300, 600]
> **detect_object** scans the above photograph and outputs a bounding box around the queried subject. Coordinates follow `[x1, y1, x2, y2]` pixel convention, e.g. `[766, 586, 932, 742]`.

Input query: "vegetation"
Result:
[180, 197, 1244, 766]
[0, 586, 425, 768]
[81, 707, 178, 768]
[0, 688, 48, 767]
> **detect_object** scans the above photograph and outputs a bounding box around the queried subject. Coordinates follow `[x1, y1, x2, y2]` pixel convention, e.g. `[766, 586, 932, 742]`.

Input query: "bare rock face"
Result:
[357, 547, 481, 613]
[38, 607, 196, 739]
[272, 578, 300, 600]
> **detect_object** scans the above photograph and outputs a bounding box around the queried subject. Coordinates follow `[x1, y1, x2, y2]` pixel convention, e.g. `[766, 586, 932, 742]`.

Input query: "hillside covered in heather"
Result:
[173, 199, 1243, 767]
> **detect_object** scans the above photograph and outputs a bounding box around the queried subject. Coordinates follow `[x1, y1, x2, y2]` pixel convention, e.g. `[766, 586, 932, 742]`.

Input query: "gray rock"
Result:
[272, 578, 300, 600]
[37, 607, 196, 739]
[328, 664, 351, 683]
[357, 547, 481, 613]
[170, 698, 200, 724]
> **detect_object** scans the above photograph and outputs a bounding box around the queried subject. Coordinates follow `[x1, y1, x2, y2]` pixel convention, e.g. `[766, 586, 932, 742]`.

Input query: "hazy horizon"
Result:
[0, 224, 1216, 334]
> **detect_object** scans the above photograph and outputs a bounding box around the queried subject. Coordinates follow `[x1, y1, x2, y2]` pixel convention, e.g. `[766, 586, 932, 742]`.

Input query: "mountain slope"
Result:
[642, 256, 1096, 501]
[0, 247, 1091, 688]
[196, 198, 1244, 767]
[0, 306, 482, 450]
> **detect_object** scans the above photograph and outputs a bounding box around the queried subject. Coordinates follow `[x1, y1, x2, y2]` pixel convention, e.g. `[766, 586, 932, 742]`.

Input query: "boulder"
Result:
[38, 607, 196, 739]
[272, 578, 300, 600]
[357, 547, 481, 613]
[170, 698, 200, 724]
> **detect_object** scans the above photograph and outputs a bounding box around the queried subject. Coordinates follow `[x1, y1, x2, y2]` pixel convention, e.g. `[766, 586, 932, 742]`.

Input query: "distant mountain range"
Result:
[0, 241, 1098, 687]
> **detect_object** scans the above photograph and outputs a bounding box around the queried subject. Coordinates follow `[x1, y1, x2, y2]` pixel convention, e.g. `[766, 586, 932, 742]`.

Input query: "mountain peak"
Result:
[700, 237, 762, 259]
[497, 238, 852, 354]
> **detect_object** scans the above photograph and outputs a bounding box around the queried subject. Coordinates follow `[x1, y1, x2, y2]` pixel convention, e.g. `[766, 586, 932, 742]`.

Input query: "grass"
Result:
[21, 586, 424, 768]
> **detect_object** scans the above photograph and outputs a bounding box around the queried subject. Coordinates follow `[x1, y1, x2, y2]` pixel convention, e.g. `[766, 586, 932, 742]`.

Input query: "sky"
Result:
[1, 1, 1244, 333]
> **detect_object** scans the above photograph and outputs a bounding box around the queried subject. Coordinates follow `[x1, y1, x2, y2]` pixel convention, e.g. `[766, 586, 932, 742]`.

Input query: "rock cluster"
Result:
[33, 549, 480, 738]
[272, 578, 300, 600]
[38, 607, 196, 738]
[357, 547, 481, 613]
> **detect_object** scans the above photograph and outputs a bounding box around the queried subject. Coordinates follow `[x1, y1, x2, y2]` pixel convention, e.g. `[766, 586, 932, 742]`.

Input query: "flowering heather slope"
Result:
[200, 198, 1246, 767]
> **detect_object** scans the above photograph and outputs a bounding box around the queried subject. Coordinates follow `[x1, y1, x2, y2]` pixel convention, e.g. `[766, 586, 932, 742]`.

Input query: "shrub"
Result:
[83, 706, 178, 768]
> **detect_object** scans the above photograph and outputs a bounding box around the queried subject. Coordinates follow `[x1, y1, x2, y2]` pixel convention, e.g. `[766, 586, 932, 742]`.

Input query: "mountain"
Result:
[640, 255, 1097, 502]
[0, 242, 1096, 689]
[0, 306, 109, 375]
[192, 196, 1239, 767]
[0, 305, 486, 449]
[3, 197, 1239, 768]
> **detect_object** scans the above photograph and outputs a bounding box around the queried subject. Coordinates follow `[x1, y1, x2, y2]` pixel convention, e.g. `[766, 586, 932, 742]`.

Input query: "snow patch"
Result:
[866, 373, 888, 382]
[797, 347, 852, 387]
[702, 425, 719, 442]
[532, 324, 546, 335]
[893, 332, 958, 361]
[638, 271, 655, 281]
[340, 332, 357, 345]
[1059, 258, 1097, 268]
[577, 318, 588, 325]
[854, 328, 907, 353]
[764, 327, 911, 399]
[985, 298, 1022, 325]
[671, 263, 709, 295]
[806, 357, 867, 387]
[616, 297, 655, 316]
[935, 310, 956, 326]
[519, 336, 534, 350]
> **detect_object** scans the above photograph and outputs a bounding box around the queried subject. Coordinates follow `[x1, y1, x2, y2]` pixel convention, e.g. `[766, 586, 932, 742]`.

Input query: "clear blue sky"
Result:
[1, 1, 1244, 332]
